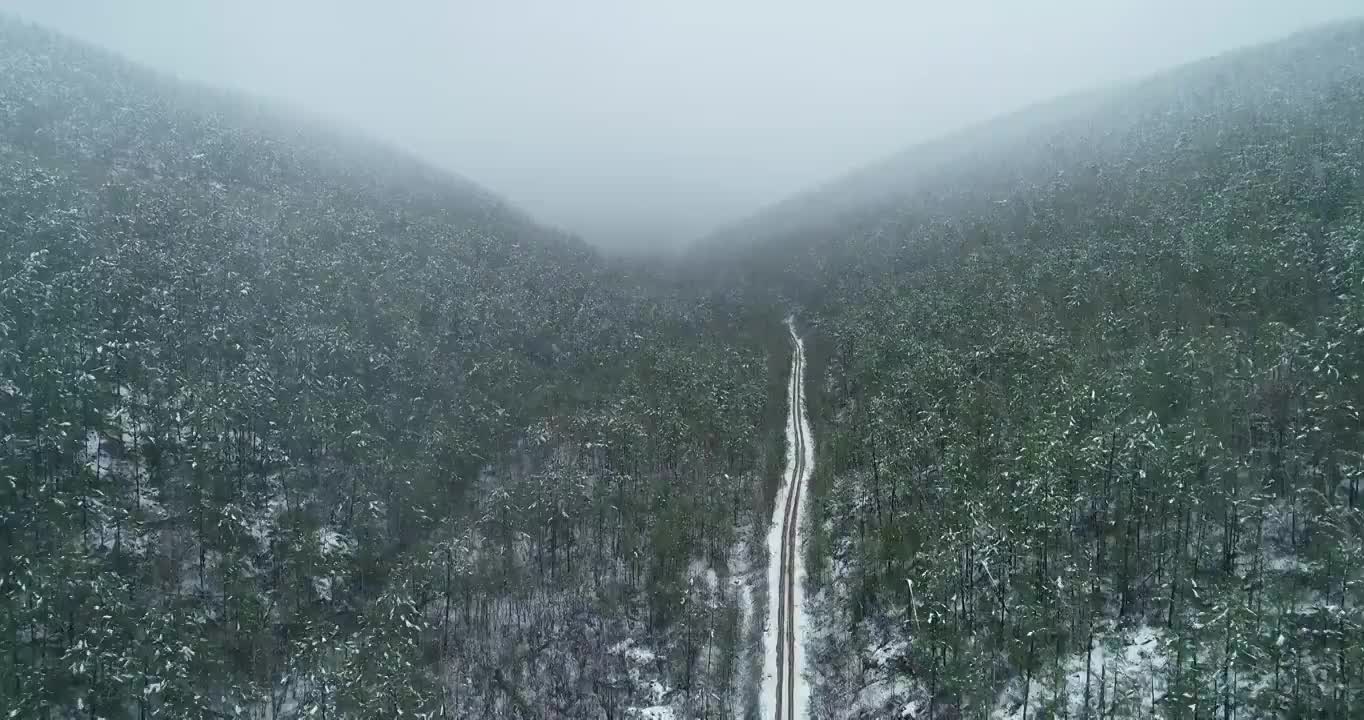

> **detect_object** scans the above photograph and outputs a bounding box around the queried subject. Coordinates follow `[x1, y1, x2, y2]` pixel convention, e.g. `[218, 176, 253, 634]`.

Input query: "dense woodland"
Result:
[0, 18, 780, 719]
[4, 12, 1364, 720]
[717, 20, 1364, 720]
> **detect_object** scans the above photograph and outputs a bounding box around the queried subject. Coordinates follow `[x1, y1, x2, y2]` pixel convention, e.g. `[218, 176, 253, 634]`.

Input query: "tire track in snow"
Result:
[763, 317, 811, 720]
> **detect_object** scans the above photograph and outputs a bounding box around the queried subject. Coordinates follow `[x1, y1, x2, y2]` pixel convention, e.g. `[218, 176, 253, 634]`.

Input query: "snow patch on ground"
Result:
[612, 639, 676, 718]
[803, 453, 933, 718]
[835, 610, 928, 719]
[689, 557, 719, 594]
[318, 527, 351, 556]
[991, 625, 1167, 720]
[610, 637, 659, 668]
[245, 478, 289, 548]
[734, 544, 756, 720]
[628, 706, 676, 720]
[78, 426, 167, 555]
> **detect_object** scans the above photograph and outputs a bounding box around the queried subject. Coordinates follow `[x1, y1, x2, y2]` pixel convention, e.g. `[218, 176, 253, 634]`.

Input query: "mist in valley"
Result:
[9, 0, 1360, 250]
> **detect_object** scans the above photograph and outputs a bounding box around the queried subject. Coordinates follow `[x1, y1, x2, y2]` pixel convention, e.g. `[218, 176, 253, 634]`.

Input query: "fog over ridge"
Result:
[9, 0, 1360, 250]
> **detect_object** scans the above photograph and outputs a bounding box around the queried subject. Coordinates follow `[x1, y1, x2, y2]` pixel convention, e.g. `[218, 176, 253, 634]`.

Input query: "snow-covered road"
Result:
[761, 317, 812, 720]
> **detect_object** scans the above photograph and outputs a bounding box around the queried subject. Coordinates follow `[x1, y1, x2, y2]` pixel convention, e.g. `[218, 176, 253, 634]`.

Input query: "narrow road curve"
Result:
[762, 317, 812, 720]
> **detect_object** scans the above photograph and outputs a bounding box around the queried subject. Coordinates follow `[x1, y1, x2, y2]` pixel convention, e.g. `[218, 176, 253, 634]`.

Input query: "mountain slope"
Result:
[0, 17, 780, 718]
[706, 18, 1364, 719]
[706, 20, 1363, 293]
[9, 11, 1364, 720]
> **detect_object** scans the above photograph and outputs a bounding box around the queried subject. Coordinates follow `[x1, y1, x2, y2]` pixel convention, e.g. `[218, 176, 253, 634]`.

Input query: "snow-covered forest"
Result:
[0, 18, 783, 718]
[3, 11, 1364, 720]
[722, 21, 1364, 719]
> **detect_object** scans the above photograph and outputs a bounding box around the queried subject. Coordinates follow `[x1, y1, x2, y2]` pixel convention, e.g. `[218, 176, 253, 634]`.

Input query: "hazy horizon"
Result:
[8, 1, 1361, 250]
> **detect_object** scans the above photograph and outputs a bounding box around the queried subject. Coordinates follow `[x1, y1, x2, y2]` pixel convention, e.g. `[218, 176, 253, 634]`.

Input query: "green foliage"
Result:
[727, 19, 1364, 719]
[0, 17, 770, 718]
[7, 11, 1364, 720]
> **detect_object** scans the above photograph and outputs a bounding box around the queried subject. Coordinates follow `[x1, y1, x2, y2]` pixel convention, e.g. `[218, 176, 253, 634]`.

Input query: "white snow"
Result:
[613, 638, 674, 717]
[609, 638, 659, 667]
[991, 625, 1167, 720]
[312, 576, 334, 601]
[790, 322, 814, 720]
[317, 527, 351, 556]
[760, 317, 814, 719]
[688, 558, 719, 594]
[628, 706, 676, 720]
[735, 551, 755, 720]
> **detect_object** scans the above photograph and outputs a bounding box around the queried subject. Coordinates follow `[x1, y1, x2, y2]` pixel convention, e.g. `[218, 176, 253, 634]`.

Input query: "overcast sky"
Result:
[7, 1, 1361, 249]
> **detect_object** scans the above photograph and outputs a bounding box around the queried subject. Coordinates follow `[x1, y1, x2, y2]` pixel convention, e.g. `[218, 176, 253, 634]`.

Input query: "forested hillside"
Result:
[707, 20, 1364, 718]
[0, 18, 781, 718]
[8, 10, 1364, 720]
